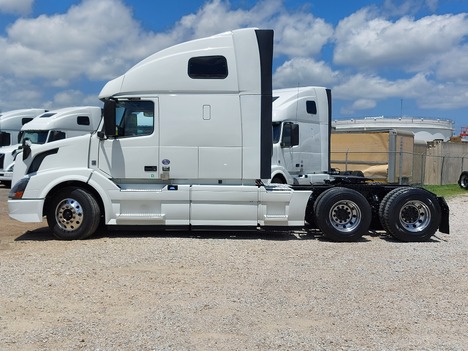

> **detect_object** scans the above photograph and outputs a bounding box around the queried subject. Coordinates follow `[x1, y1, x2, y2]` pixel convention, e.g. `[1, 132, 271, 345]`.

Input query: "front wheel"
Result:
[46, 187, 101, 240]
[313, 187, 372, 242]
[458, 171, 468, 190]
[381, 187, 441, 242]
[270, 175, 286, 184]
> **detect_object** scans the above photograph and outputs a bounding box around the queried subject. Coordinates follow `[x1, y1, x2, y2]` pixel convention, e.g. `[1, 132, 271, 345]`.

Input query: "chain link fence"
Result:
[331, 141, 468, 185]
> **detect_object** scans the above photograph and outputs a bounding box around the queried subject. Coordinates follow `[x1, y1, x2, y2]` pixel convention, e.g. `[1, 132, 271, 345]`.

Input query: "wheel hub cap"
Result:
[399, 200, 431, 233]
[330, 201, 361, 232]
[55, 198, 83, 232]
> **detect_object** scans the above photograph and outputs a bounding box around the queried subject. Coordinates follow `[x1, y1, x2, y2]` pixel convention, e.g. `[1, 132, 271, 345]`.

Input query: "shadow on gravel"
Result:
[15, 226, 444, 243]
[379, 234, 444, 243]
[15, 226, 327, 242]
[14, 227, 55, 241]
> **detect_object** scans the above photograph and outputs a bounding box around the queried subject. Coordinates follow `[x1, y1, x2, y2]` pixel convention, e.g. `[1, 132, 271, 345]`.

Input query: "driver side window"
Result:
[116, 101, 154, 137]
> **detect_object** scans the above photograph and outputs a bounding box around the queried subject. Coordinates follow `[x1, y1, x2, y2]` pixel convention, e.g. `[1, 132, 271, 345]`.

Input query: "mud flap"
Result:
[438, 196, 450, 234]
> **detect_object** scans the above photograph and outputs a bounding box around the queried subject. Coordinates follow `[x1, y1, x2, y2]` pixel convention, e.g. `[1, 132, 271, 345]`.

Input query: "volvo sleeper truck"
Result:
[0, 109, 48, 186]
[8, 28, 449, 242]
[1, 106, 102, 185]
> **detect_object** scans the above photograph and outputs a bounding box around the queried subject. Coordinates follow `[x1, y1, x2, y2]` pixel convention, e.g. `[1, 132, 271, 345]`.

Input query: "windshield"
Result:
[272, 122, 282, 144]
[0, 131, 11, 146]
[20, 130, 50, 144]
[19, 130, 66, 144]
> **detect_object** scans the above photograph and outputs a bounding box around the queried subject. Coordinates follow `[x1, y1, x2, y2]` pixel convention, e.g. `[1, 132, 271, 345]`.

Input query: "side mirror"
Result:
[103, 100, 117, 137]
[22, 138, 31, 161]
[291, 123, 299, 147]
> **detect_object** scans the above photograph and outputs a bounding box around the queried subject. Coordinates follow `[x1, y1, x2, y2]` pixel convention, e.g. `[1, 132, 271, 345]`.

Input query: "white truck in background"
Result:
[0, 109, 48, 186]
[1, 106, 102, 185]
[271, 87, 331, 185]
[8, 28, 449, 242]
[18, 106, 102, 145]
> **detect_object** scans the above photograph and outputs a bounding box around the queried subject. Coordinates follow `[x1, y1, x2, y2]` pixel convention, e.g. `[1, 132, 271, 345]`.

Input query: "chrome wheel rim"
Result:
[55, 198, 83, 231]
[399, 200, 431, 233]
[329, 200, 361, 232]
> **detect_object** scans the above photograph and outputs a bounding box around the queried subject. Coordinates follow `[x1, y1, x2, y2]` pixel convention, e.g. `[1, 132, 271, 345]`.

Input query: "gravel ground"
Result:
[0, 183, 467, 351]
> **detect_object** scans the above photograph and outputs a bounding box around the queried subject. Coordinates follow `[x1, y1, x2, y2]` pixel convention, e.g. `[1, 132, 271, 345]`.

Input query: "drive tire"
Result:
[47, 187, 101, 240]
[381, 187, 441, 242]
[313, 187, 372, 242]
[379, 187, 409, 231]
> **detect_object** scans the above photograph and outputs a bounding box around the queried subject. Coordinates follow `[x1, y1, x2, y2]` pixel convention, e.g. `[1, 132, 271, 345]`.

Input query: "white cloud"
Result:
[353, 99, 377, 110]
[435, 45, 468, 83]
[334, 71, 468, 113]
[334, 72, 432, 100]
[0, 0, 153, 81]
[0, 0, 467, 117]
[0, 0, 33, 15]
[0, 77, 45, 109]
[334, 10, 468, 72]
[417, 83, 468, 110]
[53, 90, 98, 108]
[0, 0, 335, 110]
[174, 0, 333, 58]
[331, 6, 468, 114]
[340, 99, 377, 115]
[273, 58, 339, 88]
[0, 0, 333, 86]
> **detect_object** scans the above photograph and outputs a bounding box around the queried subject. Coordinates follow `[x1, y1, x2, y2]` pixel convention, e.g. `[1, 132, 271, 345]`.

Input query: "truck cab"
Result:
[5, 106, 102, 185]
[19, 106, 102, 145]
[271, 87, 332, 185]
[0, 109, 48, 185]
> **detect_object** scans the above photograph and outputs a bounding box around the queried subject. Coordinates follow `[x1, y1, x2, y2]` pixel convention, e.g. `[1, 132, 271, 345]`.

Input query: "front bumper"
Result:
[0, 170, 13, 182]
[8, 199, 45, 223]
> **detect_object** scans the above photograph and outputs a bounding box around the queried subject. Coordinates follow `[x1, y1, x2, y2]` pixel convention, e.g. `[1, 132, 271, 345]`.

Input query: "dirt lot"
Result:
[0, 183, 467, 350]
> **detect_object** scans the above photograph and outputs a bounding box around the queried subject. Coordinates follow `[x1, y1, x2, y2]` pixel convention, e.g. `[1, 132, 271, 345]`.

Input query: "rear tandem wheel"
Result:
[313, 187, 372, 242]
[380, 187, 441, 242]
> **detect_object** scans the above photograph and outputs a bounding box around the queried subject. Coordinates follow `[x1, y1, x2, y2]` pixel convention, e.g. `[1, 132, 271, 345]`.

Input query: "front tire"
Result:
[271, 175, 286, 184]
[46, 187, 101, 240]
[313, 187, 372, 242]
[381, 187, 441, 242]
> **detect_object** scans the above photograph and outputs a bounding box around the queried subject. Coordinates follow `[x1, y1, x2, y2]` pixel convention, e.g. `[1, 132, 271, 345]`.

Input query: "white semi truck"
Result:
[0, 106, 102, 185]
[8, 28, 449, 242]
[0, 109, 48, 185]
[271, 87, 331, 185]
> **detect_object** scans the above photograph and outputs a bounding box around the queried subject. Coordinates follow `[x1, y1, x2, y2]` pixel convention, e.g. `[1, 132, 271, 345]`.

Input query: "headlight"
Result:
[9, 177, 30, 199]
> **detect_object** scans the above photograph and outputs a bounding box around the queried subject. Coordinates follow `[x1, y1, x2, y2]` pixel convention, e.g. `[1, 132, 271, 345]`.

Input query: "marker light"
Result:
[8, 177, 30, 199]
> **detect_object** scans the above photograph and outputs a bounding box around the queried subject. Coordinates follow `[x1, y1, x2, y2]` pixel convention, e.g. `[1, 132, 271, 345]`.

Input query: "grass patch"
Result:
[423, 184, 468, 198]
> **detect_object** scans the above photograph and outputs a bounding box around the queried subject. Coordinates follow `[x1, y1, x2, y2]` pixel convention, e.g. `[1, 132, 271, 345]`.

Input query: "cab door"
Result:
[280, 122, 300, 175]
[98, 99, 160, 182]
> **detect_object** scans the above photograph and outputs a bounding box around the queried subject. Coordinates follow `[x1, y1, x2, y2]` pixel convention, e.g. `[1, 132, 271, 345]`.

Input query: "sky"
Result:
[0, 0, 467, 133]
